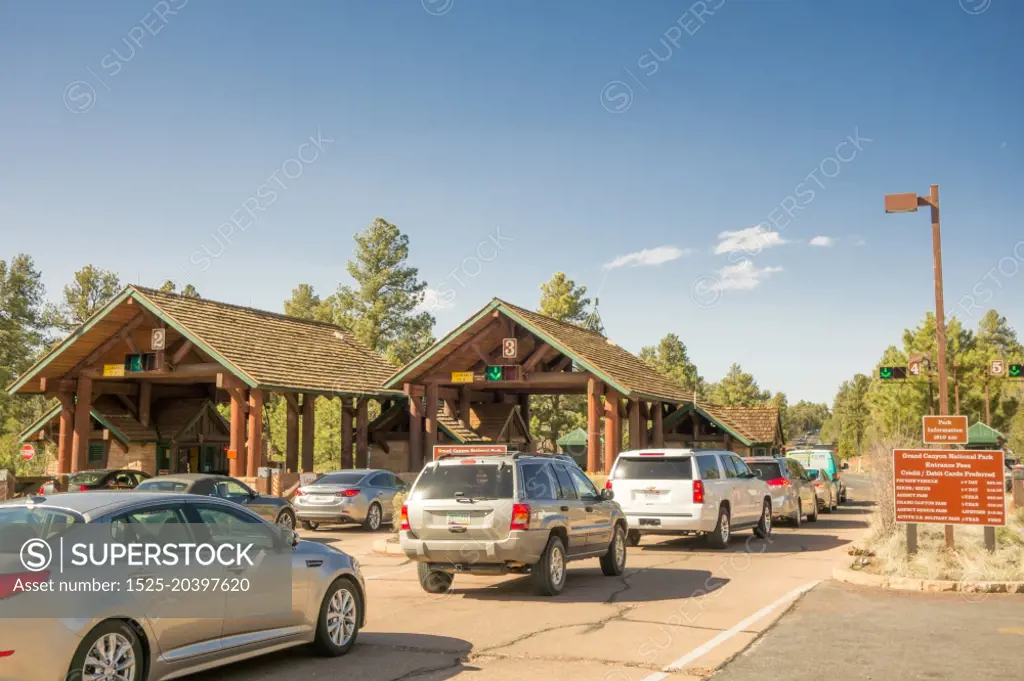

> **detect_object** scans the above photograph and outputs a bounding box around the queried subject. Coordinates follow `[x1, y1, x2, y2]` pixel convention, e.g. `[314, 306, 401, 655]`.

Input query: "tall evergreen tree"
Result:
[638, 333, 704, 397]
[283, 284, 332, 322]
[324, 218, 435, 366]
[159, 280, 200, 297]
[44, 265, 121, 333]
[705, 364, 770, 406]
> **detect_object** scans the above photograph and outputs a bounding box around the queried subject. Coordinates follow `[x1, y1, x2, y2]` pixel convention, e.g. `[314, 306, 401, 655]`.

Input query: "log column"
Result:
[724, 433, 734, 453]
[301, 394, 315, 473]
[517, 394, 532, 451]
[628, 399, 641, 451]
[340, 398, 354, 469]
[459, 387, 471, 423]
[424, 383, 439, 463]
[406, 384, 422, 471]
[72, 377, 93, 473]
[229, 389, 247, 477]
[355, 398, 369, 467]
[652, 402, 665, 448]
[587, 379, 603, 473]
[247, 389, 264, 476]
[603, 388, 621, 475]
[57, 393, 75, 475]
[285, 395, 299, 473]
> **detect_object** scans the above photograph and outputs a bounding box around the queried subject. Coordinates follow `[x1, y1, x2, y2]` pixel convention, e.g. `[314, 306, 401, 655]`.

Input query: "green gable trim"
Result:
[17, 403, 132, 449]
[129, 288, 258, 389]
[17, 403, 62, 444]
[385, 300, 503, 388]
[7, 288, 136, 394]
[384, 299, 635, 399]
[662, 403, 754, 447]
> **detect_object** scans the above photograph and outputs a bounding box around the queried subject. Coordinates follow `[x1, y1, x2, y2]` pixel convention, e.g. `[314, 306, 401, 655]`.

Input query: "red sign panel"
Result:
[21, 444, 35, 462]
[432, 444, 508, 461]
[893, 449, 1006, 527]
[921, 415, 968, 445]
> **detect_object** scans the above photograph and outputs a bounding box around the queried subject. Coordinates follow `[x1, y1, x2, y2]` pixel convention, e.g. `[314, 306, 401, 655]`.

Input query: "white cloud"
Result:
[809, 236, 834, 247]
[713, 225, 787, 255]
[418, 287, 455, 312]
[712, 260, 784, 291]
[603, 245, 691, 270]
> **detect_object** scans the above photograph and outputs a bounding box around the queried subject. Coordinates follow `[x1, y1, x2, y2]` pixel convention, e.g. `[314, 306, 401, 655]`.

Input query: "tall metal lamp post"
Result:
[884, 184, 956, 551]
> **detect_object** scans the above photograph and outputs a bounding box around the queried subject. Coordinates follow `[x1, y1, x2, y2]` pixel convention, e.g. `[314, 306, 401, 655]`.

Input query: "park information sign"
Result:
[893, 449, 1006, 527]
[433, 444, 507, 461]
[921, 415, 968, 445]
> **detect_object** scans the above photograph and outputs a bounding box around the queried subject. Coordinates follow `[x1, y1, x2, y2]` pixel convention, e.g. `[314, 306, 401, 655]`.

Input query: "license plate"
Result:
[309, 495, 333, 504]
[639, 518, 661, 526]
[447, 512, 470, 526]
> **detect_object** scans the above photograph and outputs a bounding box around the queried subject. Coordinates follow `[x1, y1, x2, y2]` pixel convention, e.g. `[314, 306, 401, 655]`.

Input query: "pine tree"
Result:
[324, 218, 435, 366]
[284, 284, 332, 322]
[706, 364, 770, 406]
[638, 333, 703, 397]
[44, 265, 121, 333]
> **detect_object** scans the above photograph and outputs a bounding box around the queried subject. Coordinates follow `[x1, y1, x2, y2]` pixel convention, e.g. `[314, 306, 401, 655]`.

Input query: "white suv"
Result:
[607, 449, 773, 548]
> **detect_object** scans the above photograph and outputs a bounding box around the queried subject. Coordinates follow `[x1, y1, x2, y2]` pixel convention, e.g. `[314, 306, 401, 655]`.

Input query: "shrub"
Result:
[392, 491, 408, 533]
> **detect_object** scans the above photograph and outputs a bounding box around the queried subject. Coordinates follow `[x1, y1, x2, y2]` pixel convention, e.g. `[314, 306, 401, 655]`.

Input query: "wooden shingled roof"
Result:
[386, 298, 691, 404]
[665, 403, 783, 446]
[8, 285, 399, 397]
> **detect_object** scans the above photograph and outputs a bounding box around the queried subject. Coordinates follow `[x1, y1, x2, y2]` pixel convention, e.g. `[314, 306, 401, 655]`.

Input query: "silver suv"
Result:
[400, 453, 627, 596]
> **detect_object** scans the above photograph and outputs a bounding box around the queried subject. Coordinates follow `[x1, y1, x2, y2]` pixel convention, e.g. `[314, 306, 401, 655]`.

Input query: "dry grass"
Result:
[391, 491, 408, 534]
[587, 473, 608, 490]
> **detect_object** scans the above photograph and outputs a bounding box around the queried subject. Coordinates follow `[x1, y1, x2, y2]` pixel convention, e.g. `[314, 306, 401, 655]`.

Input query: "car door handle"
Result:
[226, 565, 247, 574]
[305, 559, 323, 568]
[560, 506, 569, 512]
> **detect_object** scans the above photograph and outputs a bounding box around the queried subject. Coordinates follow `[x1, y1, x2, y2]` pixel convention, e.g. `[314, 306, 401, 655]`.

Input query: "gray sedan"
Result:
[293, 469, 409, 532]
[135, 473, 297, 529]
[0, 491, 366, 681]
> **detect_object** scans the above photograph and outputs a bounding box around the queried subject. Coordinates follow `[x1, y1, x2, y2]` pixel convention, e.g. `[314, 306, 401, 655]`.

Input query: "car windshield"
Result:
[747, 462, 783, 480]
[613, 457, 693, 480]
[314, 472, 366, 486]
[412, 463, 514, 500]
[69, 472, 106, 485]
[135, 479, 189, 492]
[0, 507, 79, 551]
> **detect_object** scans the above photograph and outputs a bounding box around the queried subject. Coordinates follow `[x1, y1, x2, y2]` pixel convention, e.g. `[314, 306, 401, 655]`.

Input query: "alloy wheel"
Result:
[550, 544, 565, 586]
[326, 588, 358, 647]
[82, 632, 136, 681]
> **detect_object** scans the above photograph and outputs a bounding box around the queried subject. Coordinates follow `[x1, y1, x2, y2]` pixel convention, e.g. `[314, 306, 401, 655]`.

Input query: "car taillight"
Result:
[605, 479, 613, 490]
[0, 571, 49, 600]
[293, 489, 304, 496]
[0, 650, 13, 658]
[510, 503, 530, 531]
[77, 485, 89, 492]
[400, 504, 410, 531]
[766, 477, 791, 488]
[336, 489, 360, 497]
[37, 486, 45, 494]
[693, 480, 704, 504]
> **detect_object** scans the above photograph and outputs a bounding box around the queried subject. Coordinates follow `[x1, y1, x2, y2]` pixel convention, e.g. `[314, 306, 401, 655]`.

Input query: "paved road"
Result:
[715, 580, 1024, 681]
[191, 474, 874, 681]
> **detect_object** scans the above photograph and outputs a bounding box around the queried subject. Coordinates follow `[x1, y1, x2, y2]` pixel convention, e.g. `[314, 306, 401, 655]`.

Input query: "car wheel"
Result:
[363, 503, 383, 531]
[626, 529, 642, 547]
[313, 577, 362, 656]
[302, 520, 320, 531]
[417, 562, 454, 594]
[600, 524, 627, 576]
[792, 500, 803, 527]
[754, 499, 772, 539]
[532, 534, 568, 596]
[69, 620, 144, 681]
[276, 509, 296, 530]
[706, 505, 731, 549]
[808, 495, 819, 523]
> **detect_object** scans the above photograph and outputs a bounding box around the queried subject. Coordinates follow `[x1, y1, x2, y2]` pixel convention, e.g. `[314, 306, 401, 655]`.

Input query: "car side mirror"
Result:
[600, 488, 614, 501]
[280, 527, 300, 548]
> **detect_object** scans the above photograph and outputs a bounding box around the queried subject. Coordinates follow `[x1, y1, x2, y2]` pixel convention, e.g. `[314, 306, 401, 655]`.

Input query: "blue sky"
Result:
[1, 0, 1022, 404]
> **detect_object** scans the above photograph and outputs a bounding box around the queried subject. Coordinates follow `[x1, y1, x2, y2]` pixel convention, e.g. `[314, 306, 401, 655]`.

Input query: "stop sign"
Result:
[21, 444, 35, 462]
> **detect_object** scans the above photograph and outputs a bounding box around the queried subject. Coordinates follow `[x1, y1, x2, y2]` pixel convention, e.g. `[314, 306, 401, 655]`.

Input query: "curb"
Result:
[372, 538, 406, 556]
[833, 566, 1024, 594]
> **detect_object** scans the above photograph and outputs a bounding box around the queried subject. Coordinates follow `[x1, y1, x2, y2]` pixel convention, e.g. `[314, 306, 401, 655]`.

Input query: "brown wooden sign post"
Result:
[893, 448, 1005, 552]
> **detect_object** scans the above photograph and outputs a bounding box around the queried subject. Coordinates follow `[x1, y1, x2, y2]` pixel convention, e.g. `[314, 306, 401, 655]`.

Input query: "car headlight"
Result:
[351, 557, 361, 574]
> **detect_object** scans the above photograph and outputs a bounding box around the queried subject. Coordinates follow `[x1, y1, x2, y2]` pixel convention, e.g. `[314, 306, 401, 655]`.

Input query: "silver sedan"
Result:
[0, 491, 366, 681]
[293, 469, 409, 532]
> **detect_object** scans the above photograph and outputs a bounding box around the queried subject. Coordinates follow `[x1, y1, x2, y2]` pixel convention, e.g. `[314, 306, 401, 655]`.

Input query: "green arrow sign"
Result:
[879, 367, 893, 379]
[1010, 364, 1023, 378]
[485, 365, 504, 381]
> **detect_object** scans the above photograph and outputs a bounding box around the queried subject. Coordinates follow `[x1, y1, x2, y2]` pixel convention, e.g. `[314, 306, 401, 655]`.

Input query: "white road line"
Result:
[640, 580, 820, 681]
[364, 565, 415, 580]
